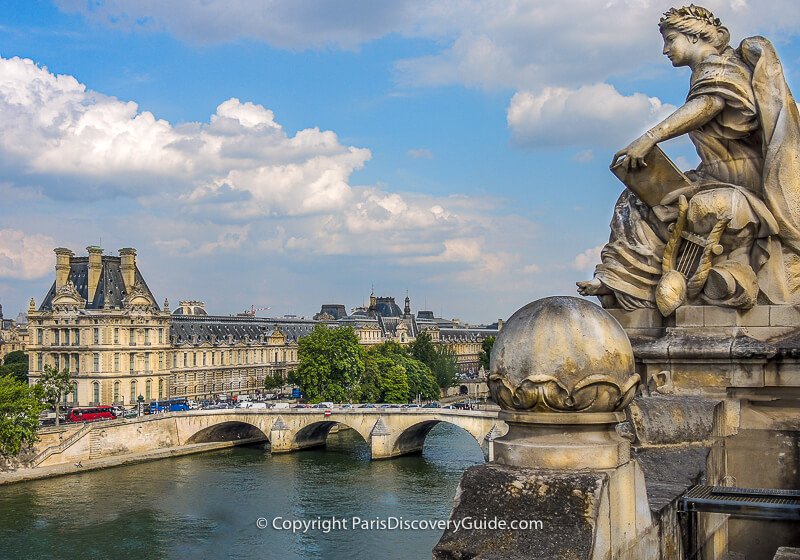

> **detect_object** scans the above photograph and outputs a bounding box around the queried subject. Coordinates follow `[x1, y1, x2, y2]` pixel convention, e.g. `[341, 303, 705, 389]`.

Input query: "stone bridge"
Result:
[31, 408, 507, 468]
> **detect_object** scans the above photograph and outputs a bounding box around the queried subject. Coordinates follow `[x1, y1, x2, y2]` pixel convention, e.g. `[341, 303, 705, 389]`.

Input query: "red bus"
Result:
[67, 406, 116, 423]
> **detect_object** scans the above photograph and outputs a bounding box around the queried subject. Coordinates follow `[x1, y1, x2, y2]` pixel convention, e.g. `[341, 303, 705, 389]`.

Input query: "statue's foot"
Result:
[576, 278, 612, 296]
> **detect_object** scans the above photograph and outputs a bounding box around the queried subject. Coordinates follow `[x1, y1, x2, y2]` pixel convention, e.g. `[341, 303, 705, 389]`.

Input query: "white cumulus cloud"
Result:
[573, 244, 603, 271]
[507, 83, 676, 149]
[0, 229, 55, 280]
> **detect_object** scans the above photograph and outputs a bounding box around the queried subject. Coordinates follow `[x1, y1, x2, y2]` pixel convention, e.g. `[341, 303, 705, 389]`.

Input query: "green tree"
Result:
[264, 372, 286, 393]
[431, 346, 459, 389]
[0, 375, 45, 457]
[358, 352, 388, 403]
[478, 336, 496, 372]
[382, 365, 410, 404]
[408, 331, 437, 367]
[296, 325, 365, 403]
[0, 350, 28, 383]
[362, 342, 439, 403]
[37, 365, 72, 426]
[408, 332, 459, 389]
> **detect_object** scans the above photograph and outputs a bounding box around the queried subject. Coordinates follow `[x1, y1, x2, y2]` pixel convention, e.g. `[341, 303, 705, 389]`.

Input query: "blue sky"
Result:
[1, 1, 799, 323]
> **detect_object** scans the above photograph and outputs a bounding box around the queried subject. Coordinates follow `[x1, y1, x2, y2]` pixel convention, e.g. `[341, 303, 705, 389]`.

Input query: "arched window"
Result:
[158, 378, 164, 399]
[113, 381, 120, 403]
[130, 380, 137, 403]
[92, 382, 100, 404]
[72, 383, 78, 404]
[145, 379, 152, 401]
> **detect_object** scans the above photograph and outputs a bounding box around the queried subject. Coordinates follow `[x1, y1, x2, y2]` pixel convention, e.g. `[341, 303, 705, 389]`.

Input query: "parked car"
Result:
[273, 402, 291, 409]
[422, 402, 441, 408]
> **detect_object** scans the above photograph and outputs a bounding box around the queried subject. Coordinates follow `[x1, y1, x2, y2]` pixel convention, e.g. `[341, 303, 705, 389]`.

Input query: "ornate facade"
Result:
[168, 306, 313, 400]
[26, 247, 171, 406]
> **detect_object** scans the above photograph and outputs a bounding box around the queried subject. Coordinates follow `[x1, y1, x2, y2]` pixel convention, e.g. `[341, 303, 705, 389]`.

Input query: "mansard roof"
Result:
[170, 314, 317, 345]
[438, 326, 499, 342]
[38, 256, 159, 312]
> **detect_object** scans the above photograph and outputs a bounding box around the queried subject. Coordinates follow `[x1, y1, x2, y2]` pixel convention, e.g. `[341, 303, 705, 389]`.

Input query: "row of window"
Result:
[40, 351, 165, 373]
[172, 348, 296, 368]
[36, 326, 166, 347]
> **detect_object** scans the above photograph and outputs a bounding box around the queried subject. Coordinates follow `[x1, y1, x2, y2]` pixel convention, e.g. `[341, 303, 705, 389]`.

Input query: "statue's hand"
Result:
[611, 134, 655, 171]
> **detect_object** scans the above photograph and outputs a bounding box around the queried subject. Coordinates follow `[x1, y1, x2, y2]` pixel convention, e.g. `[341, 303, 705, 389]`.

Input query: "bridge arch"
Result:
[186, 421, 269, 444]
[374, 414, 503, 460]
[292, 420, 370, 452]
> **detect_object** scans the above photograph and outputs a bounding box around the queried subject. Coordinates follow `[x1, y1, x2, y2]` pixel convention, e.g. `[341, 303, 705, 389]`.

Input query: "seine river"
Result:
[0, 424, 484, 560]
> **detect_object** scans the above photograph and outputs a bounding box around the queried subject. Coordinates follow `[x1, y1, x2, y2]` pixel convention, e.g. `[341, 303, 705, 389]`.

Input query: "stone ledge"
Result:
[434, 464, 605, 560]
[627, 395, 717, 445]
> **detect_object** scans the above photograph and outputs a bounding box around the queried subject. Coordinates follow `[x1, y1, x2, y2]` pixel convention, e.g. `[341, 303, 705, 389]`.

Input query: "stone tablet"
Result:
[610, 145, 692, 208]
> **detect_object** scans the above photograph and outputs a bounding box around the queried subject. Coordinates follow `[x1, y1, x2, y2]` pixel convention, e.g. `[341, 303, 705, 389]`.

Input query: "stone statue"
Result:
[577, 5, 800, 316]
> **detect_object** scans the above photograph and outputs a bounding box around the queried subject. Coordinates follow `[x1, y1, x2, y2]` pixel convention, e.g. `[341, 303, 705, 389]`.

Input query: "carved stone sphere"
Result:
[488, 296, 639, 413]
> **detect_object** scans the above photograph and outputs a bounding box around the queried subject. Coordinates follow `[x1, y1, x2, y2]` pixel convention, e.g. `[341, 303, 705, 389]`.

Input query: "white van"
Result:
[237, 395, 252, 402]
[273, 402, 290, 409]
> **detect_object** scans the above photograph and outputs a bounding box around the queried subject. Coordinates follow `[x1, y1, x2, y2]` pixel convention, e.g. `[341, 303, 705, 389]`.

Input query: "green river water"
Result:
[0, 423, 484, 560]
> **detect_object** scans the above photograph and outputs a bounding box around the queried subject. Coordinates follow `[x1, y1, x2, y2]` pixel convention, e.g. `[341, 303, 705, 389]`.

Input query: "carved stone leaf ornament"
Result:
[488, 296, 639, 413]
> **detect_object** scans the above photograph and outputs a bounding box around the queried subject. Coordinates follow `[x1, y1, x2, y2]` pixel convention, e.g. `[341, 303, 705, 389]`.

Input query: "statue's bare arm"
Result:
[611, 94, 725, 170]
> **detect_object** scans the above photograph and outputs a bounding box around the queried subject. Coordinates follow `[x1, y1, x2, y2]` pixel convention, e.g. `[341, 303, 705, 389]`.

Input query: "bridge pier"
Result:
[268, 418, 293, 454]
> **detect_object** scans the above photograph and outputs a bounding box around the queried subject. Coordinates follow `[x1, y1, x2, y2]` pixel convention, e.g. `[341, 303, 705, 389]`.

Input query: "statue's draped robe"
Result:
[595, 37, 800, 309]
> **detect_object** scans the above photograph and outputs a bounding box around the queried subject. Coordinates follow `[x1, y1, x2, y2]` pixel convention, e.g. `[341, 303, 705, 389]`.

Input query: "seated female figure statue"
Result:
[577, 5, 800, 315]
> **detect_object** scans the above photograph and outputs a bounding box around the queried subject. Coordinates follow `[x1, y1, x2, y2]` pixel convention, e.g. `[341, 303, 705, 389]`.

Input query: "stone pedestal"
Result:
[493, 411, 629, 469]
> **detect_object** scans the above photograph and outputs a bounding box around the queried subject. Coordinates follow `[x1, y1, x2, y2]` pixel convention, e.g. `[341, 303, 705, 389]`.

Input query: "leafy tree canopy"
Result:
[0, 375, 45, 457]
[296, 325, 365, 403]
[408, 332, 459, 389]
[363, 342, 439, 403]
[479, 336, 496, 372]
[0, 350, 28, 383]
[37, 365, 73, 426]
[3, 350, 27, 365]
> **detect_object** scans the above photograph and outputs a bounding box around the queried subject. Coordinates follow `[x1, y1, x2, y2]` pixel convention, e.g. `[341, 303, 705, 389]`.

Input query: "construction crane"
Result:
[242, 305, 271, 316]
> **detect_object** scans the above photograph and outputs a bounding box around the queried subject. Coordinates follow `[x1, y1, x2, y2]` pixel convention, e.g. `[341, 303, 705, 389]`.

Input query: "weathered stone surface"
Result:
[631, 447, 708, 515]
[433, 464, 606, 560]
[627, 395, 717, 445]
[489, 296, 638, 413]
[774, 547, 800, 560]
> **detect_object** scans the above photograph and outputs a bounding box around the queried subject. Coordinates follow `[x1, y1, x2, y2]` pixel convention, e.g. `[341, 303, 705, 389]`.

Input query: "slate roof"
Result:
[170, 315, 318, 345]
[38, 256, 159, 311]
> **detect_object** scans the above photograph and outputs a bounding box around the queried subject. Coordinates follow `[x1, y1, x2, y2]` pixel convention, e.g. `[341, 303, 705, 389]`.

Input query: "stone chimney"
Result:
[119, 248, 137, 292]
[87, 246, 103, 302]
[54, 248, 74, 289]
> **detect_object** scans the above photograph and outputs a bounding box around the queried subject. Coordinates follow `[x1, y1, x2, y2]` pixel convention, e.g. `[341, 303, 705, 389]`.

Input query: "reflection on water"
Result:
[0, 423, 484, 560]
